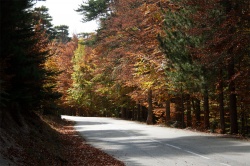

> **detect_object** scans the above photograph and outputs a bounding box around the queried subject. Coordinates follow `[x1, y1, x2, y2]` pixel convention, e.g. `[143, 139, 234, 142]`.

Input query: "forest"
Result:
[0, 0, 250, 141]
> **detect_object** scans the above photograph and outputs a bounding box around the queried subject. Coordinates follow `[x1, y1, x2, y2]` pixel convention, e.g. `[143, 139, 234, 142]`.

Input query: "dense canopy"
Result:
[1, 0, 249, 136]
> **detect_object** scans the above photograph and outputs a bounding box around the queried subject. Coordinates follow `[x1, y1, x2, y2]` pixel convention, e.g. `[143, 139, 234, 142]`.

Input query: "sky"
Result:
[33, 0, 99, 36]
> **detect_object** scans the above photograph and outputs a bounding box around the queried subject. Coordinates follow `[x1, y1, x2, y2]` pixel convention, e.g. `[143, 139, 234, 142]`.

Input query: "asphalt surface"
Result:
[62, 116, 250, 166]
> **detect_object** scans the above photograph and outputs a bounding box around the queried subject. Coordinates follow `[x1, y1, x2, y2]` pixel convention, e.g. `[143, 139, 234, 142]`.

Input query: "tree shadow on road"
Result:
[76, 128, 250, 166]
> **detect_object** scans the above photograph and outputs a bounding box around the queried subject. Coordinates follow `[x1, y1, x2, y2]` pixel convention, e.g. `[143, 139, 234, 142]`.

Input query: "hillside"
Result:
[0, 111, 124, 166]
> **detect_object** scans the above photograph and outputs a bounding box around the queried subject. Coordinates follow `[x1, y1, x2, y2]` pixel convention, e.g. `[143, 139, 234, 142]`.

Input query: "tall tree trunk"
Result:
[204, 84, 210, 129]
[193, 98, 201, 127]
[181, 92, 185, 128]
[218, 68, 225, 134]
[121, 107, 125, 119]
[137, 102, 142, 121]
[165, 99, 171, 125]
[142, 105, 147, 121]
[132, 107, 135, 120]
[186, 94, 192, 127]
[146, 88, 153, 124]
[126, 107, 130, 119]
[174, 96, 184, 128]
[137, 102, 141, 121]
[174, 97, 181, 122]
[241, 111, 246, 135]
[228, 58, 238, 134]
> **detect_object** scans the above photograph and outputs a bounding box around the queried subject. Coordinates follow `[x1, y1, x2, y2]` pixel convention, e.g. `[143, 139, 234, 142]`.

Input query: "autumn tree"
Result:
[76, 0, 170, 123]
[75, 0, 249, 135]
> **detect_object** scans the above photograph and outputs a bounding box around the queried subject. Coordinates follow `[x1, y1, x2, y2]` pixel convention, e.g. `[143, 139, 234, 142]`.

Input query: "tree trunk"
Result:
[204, 84, 210, 129]
[137, 102, 141, 121]
[142, 106, 147, 121]
[181, 92, 185, 128]
[218, 68, 225, 134]
[193, 98, 201, 127]
[228, 59, 238, 134]
[121, 107, 126, 119]
[165, 99, 171, 125]
[174, 97, 181, 122]
[146, 88, 153, 125]
[132, 107, 135, 120]
[186, 94, 192, 127]
[126, 108, 130, 119]
[174, 96, 184, 128]
[135, 104, 138, 121]
[241, 111, 245, 135]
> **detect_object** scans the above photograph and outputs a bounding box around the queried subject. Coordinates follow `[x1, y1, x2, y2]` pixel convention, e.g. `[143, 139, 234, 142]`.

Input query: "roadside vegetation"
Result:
[0, 0, 249, 164]
[64, 0, 250, 136]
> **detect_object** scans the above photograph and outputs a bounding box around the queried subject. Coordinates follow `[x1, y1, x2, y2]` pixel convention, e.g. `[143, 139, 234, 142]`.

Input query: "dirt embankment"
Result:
[0, 111, 124, 166]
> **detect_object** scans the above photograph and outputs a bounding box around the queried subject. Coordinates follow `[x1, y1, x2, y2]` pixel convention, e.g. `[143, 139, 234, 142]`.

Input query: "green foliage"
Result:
[31, 6, 71, 43]
[31, 5, 55, 39]
[68, 41, 99, 115]
[1, 0, 40, 110]
[45, 0, 250, 134]
[76, 0, 110, 22]
[54, 25, 70, 43]
[158, 3, 204, 96]
[78, 33, 97, 46]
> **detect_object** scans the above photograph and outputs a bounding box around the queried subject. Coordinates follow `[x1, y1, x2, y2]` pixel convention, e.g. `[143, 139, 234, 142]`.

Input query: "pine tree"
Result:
[54, 25, 70, 43]
[158, 1, 205, 128]
[0, 0, 59, 119]
[187, 0, 250, 134]
[76, 0, 111, 22]
[31, 5, 55, 40]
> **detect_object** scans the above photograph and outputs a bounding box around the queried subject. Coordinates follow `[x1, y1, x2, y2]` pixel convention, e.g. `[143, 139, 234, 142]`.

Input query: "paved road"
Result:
[62, 116, 250, 166]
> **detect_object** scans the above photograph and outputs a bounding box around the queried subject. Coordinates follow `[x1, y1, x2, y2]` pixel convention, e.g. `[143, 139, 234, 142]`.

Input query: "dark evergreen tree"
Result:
[76, 0, 111, 22]
[0, 0, 60, 119]
[54, 25, 70, 43]
[31, 5, 56, 40]
[158, 1, 205, 128]
[186, 0, 250, 134]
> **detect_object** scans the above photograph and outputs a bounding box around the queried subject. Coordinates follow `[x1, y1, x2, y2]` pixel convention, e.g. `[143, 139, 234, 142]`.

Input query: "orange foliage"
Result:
[90, 0, 172, 107]
[51, 36, 78, 105]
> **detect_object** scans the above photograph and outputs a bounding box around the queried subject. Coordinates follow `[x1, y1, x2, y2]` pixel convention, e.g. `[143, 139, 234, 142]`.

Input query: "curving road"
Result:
[62, 116, 250, 166]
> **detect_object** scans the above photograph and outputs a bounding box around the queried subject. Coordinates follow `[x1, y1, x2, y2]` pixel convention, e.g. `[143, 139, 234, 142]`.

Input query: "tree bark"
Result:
[126, 107, 130, 119]
[174, 96, 184, 128]
[142, 106, 148, 121]
[204, 84, 210, 129]
[193, 98, 201, 127]
[181, 92, 185, 128]
[228, 59, 238, 134]
[165, 99, 171, 125]
[137, 102, 141, 121]
[146, 88, 153, 125]
[241, 111, 245, 135]
[186, 94, 192, 127]
[218, 68, 225, 134]
[121, 107, 125, 119]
